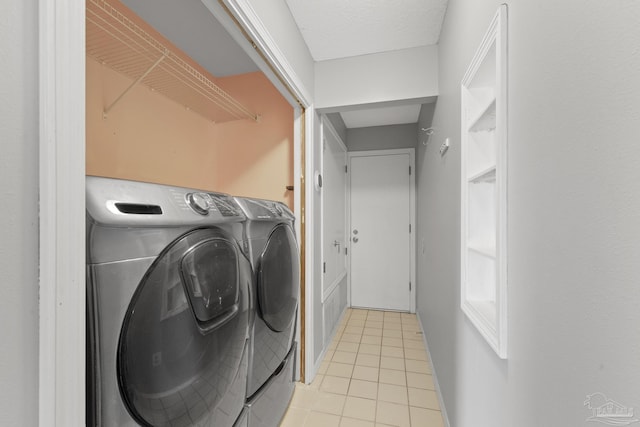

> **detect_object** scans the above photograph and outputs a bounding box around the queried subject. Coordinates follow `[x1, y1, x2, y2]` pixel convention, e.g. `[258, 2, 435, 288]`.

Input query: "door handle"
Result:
[333, 240, 341, 252]
[352, 237, 359, 243]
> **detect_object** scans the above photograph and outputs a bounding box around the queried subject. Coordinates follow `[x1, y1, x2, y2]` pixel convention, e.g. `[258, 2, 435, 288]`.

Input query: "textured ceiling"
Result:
[121, 0, 446, 129]
[285, 0, 447, 128]
[285, 0, 448, 61]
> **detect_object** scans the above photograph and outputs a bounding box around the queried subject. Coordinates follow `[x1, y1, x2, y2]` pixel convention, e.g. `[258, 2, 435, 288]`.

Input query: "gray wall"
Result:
[325, 112, 347, 143]
[0, 1, 39, 425]
[417, 103, 436, 146]
[347, 123, 418, 152]
[416, 0, 640, 426]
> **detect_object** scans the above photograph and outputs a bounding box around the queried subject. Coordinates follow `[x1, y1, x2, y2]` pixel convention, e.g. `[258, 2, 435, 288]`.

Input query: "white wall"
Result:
[0, 1, 39, 425]
[315, 45, 439, 110]
[417, 0, 640, 425]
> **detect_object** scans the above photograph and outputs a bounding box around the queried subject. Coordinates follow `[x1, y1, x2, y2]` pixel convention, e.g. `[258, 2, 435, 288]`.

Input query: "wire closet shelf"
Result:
[86, 0, 259, 123]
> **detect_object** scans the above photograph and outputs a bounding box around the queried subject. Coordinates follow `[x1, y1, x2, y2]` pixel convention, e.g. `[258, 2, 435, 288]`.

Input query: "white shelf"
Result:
[468, 242, 496, 258]
[467, 130, 496, 178]
[461, 5, 508, 360]
[472, 300, 497, 326]
[86, 0, 259, 123]
[468, 165, 496, 183]
[468, 98, 496, 132]
[461, 299, 498, 350]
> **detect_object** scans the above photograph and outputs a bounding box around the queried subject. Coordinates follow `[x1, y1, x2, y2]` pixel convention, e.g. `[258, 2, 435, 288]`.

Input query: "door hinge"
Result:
[323, 262, 326, 273]
[345, 165, 348, 173]
[409, 224, 412, 233]
[409, 166, 412, 175]
[409, 281, 412, 291]
[345, 247, 348, 255]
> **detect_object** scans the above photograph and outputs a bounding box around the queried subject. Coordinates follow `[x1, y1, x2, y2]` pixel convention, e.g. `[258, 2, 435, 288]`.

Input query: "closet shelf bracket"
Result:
[103, 50, 168, 119]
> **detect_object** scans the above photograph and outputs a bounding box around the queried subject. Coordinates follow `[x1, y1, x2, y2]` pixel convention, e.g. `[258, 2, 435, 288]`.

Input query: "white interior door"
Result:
[322, 120, 347, 300]
[349, 150, 414, 311]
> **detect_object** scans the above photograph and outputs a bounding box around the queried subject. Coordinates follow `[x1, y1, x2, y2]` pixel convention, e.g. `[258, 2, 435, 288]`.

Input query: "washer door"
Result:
[117, 228, 249, 427]
[257, 224, 299, 332]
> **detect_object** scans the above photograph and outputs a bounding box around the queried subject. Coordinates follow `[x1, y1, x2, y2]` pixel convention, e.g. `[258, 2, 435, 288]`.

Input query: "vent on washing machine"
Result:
[114, 203, 163, 215]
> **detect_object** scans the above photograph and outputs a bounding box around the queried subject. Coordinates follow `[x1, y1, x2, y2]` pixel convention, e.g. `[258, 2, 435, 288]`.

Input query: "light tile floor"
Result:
[280, 309, 444, 427]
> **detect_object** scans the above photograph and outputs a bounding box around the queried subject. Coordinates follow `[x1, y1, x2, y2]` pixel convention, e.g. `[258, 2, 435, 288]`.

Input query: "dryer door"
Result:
[257, 224, 299, 332]
[117, 228, 250, 427]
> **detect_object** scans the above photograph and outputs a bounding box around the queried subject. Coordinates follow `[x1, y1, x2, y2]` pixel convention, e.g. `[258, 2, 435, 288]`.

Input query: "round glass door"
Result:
[117, 228, 249, 426]
[257, 224, 299, 332]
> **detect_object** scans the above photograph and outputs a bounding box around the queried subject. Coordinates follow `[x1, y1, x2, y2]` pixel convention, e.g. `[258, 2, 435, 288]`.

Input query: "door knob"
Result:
[352, 237, 359, 243]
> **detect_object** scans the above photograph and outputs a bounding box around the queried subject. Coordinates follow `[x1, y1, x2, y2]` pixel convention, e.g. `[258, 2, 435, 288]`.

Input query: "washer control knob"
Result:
[187, 192, 210, 215]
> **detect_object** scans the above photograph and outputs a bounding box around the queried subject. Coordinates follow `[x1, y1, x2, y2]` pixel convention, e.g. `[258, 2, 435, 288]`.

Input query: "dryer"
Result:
[234, 197, 299, 427]
[86, 176, 252, 427]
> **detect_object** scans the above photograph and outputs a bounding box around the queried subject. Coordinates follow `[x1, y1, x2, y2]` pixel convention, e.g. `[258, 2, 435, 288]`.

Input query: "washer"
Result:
[86, 176, 252, 427]
[234, 197, 299, 427]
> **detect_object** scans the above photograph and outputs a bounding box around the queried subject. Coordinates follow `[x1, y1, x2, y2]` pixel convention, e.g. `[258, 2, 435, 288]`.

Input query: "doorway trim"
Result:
[347, 148, 416, 313]
[39, 0, 86, 425]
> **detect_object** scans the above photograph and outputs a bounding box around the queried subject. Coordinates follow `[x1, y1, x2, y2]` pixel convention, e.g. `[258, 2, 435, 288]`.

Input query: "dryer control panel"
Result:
[234, 197, 294, 221]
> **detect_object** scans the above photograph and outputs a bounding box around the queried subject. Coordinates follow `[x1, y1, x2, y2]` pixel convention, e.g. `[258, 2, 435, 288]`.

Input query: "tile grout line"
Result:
[282, 308, 444, 427]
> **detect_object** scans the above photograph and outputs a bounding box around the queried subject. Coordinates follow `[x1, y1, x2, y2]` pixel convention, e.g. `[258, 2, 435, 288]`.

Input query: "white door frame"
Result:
[39, 1, 86, 425]
[39, 0, 316, 424]
[347, 148, 416, 313]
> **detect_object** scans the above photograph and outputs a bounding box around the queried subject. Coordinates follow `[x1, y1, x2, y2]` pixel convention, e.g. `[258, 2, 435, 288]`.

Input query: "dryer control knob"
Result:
[186, 192, 210, 215]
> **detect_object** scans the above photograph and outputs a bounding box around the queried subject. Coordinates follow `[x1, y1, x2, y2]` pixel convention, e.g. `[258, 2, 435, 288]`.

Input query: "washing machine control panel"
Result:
[186, 192, 211, 215]
[186, 192, 242, 217]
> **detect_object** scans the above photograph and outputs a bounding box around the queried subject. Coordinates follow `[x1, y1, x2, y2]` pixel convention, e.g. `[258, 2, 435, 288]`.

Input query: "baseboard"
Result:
[308, 304, 349, 384]
[416, 312, 451, 427]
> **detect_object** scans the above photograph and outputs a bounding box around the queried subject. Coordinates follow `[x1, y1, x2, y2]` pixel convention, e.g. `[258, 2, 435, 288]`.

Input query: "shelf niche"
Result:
[86, 0, 259, 124]
[460, 5, 508, 359]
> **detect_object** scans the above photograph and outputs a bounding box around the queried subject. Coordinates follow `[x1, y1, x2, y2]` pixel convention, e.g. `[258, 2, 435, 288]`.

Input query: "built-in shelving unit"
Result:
[460, 5, 508, 359]
[86, 0, 259, 123]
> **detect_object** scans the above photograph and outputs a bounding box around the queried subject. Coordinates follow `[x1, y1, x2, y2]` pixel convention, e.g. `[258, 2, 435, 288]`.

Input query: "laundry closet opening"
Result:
[84, 0, 304, 425]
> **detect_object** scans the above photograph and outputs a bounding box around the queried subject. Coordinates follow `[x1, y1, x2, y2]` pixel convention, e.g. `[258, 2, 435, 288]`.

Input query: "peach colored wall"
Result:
[215, 72, 294, 208]
[86, 58, 220, 191]
[86, 59, 294, 207]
